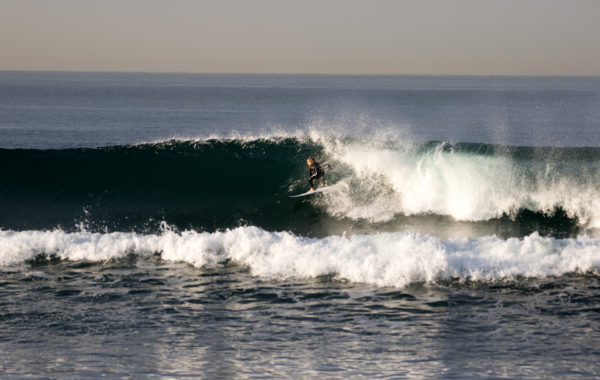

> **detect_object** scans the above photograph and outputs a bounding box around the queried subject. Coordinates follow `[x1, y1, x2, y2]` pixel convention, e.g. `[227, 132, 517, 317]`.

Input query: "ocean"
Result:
[1, 71, 600, 378]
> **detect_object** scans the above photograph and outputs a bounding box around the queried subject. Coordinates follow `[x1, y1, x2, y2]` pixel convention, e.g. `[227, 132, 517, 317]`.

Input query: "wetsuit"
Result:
[308, 162, 327, 188]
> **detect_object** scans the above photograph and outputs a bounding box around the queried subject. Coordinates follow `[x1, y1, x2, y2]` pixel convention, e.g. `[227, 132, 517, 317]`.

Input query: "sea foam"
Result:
[315, 138, 600, 227]
[1, 227, 599, 287]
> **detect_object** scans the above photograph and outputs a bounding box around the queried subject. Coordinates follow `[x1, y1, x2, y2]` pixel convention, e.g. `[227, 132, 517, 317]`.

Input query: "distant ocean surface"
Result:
[1, 71, 600, 378]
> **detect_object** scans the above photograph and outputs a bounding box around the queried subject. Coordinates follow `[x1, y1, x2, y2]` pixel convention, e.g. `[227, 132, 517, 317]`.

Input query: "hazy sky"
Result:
[1, 0, 599, 75]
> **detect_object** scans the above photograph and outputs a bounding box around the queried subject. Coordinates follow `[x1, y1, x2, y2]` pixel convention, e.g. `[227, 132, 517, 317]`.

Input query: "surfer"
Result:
[307, 157, 330, 192]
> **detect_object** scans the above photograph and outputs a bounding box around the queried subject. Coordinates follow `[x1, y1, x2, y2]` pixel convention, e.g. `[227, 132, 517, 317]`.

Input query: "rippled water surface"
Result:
[2, 258, 600, 378]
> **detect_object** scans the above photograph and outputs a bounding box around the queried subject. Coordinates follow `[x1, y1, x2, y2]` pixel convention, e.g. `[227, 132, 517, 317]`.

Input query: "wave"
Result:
[2, 226, 600, 287]
[1, 136, 599, 237]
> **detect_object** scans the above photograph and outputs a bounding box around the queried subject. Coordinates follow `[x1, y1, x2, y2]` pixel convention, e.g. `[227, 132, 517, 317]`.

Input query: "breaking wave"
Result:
[1, 136, 599, 236]
[2, 226, 600, 287]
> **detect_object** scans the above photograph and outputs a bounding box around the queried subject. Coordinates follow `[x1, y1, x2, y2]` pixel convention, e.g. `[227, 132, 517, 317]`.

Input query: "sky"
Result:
[1, 0, 599, 75]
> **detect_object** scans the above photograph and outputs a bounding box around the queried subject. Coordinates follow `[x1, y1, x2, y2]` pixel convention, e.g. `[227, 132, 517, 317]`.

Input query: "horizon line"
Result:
[2, 69, 600, 78]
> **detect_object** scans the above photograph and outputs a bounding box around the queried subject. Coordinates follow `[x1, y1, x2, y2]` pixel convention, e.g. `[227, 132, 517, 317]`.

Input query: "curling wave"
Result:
[0, 137, 599, 237]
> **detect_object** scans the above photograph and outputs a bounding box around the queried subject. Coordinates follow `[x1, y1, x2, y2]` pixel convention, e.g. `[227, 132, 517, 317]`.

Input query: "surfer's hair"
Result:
[307, 157, 315, 164]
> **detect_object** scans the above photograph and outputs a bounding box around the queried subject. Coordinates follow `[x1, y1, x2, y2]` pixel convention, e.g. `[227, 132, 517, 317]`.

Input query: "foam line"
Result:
[2, 227, 599, 287]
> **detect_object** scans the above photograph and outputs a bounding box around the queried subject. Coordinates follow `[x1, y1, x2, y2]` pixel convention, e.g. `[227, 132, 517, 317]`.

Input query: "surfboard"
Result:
[289, 185, 336, 198]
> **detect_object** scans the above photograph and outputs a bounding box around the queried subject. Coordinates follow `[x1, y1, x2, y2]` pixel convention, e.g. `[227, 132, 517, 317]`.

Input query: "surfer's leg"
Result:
[308, 173, 319, 191]
[315, 172, 324, 186]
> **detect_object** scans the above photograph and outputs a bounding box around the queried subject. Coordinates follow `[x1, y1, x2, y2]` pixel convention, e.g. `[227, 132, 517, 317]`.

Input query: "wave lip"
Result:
[2, 227, 600, 288]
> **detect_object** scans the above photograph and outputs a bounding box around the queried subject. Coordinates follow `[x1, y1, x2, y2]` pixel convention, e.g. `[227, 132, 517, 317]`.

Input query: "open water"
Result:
[1, 72, 600, 378]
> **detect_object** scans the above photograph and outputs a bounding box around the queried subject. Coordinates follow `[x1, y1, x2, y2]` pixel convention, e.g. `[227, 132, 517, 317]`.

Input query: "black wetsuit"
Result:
[308, 162, 327, 188]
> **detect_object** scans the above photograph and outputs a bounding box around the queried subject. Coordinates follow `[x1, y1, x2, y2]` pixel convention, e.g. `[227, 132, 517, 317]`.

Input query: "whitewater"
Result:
[2, 227, 600, 287]
[317, 137, 600, 227]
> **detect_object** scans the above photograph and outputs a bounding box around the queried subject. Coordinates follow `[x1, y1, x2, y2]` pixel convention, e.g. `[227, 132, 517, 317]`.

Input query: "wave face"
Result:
[2, 227, 600, 287]
[1, 137, 599, 237]
[0, 138, 323, 233]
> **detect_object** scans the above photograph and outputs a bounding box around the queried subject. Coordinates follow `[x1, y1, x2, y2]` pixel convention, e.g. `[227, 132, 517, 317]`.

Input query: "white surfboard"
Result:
[289, 183, 339, 198]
